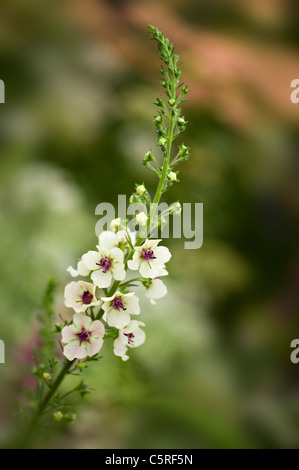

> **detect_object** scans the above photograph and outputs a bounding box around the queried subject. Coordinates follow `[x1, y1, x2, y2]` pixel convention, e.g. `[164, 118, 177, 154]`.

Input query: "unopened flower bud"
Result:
[168, 98, 176, 106]
[168, 171, 177, 182]
[110, 218, 121, 232]
[172, 202, 182, 215]
[158, 137, 167, 147]
[53, 411, 63, 422]
[43, 372, 51, 382]
[76, 361, 86, 371]
[136, 212, 148, 227]
[179, 144, 188, 155]
[136, 185, 146, 197]
[144, 150, 154, 162]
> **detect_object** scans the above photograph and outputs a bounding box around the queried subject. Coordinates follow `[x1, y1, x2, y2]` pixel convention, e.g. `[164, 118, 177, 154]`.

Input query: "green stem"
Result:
[119, 277, 143, 287]
[27, 359, 74, 436]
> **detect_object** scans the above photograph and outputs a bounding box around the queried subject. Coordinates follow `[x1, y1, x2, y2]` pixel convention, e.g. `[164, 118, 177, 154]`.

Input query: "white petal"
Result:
[116, 230, 129, 247]
[78, 280, 96, 296]
[124, 294, 140, 315]
[66, 265, 79, 277]
[90, 320, 105, 338]
[142, 239, 161, 250]
[72, 313, 92, 331]
[81, 250, 101, 271]
[65, 299, 85, 313]
[63, 340, 86, 361]
[64, 281, 82, 301]
[87, 337, 104, 356]
[154, 246, 172, 264]
[113, 335, 128, 358]
[145, 278, 167, 300]
[157, 266, 168, 277]
[101, 290, 122, 303]
[112, 263, 126, 281]
[129, 327, 146, 348]
[110, 247, 124, 263]
[139, 260, 160, 279]
[91, 269, 112, 288]
[99, 231, 118, 251]
[77, 260, 91, 276]
[122, 320, 143, 334]
[127, 250, 141, 271]
[61, 325, 77, 343]
[106, 310, 131, 329]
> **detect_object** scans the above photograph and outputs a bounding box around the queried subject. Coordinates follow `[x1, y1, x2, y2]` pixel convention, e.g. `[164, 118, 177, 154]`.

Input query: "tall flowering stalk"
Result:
[20, 25, 190, 444]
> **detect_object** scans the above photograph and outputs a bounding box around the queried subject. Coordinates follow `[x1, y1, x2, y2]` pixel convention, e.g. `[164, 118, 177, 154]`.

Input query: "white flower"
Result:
[136, 211, 148, 227]
[145, 279, 167, 304]
[113, 320, 146, 361]
[136, 184, 146, 196]
[98, 229, 135, 251]
[115, 229, 136, 248]
[64, 281, 99, 313]
[66, 259, 90, 278]
[127, 239, 171, 279]
[82, 246, 125, 288]
[144, 266, 168, 305]
[61, 313, 105, 361]
[110, 218, 121, 232]
[101, 290, 140, 329]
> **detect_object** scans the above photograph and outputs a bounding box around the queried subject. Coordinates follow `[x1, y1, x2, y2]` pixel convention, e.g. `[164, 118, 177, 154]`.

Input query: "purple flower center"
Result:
[81, 290, 93, 305]
[124, 332, 134, 345]
[97, 256, 112, 273]
[142, 248, 156, 261]
[111, 296, 126, 311]
[77, 329, 91, 343]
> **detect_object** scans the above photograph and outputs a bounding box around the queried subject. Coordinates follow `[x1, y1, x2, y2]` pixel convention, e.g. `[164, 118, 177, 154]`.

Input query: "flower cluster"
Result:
[62, 223, 171, 361]
[59, 24, 189, 365]
[21, 25, 191, 440]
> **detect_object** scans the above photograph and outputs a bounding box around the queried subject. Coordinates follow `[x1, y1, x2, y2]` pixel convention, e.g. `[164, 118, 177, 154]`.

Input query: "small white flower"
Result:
[116, 229, 136, 248]
[144, 266, 168, 305]
[136, 184, 146, 196]
[113, 320, 146, 361]
[145, 279, 167, 303]
[98, 229, 136, 251]
[101, 290, 140, 329]
[82, 246, 125, 288]
[128, 239, 171, 279]
[61, 313, 105, 361]
[136, 211, 148, 227]
[66, 259, 90, 278]
[64, 281, 99, 313]
[110, 218, 121, 232]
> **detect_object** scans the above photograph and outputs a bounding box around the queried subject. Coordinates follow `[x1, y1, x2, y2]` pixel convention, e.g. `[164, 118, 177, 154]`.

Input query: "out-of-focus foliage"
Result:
[0, 0, 299, 448]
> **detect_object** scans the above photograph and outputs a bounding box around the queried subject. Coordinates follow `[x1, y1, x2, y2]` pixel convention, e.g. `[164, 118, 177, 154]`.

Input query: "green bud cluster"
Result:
[142, 25, 190, 195]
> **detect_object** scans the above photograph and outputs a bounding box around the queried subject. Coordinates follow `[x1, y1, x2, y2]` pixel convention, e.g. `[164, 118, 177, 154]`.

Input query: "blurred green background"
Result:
[1, 0, 299, 449]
